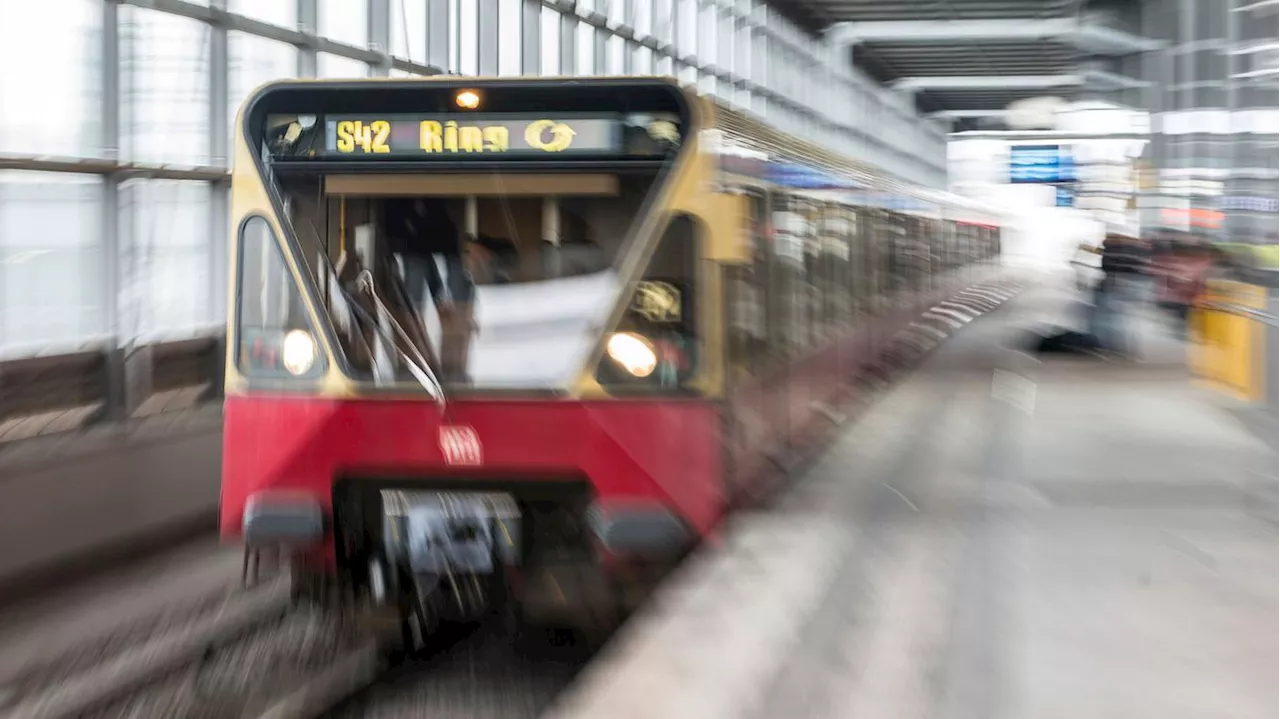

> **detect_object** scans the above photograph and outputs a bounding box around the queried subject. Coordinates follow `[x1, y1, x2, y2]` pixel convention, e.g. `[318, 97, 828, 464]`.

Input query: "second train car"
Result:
[221, 77, 1003, 640]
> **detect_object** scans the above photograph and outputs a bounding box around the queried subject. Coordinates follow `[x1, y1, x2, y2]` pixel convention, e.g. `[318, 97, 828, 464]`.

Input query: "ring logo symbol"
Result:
[525, 120, 576, 152]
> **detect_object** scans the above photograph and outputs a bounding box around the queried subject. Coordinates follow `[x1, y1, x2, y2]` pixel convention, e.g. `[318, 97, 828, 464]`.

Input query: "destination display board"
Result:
[320, 115, 623, 157]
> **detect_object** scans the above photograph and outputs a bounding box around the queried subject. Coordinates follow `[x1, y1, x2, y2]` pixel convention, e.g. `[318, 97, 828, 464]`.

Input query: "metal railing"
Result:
[1199, 301, 1279, 327]
[0, 333, 225, 444]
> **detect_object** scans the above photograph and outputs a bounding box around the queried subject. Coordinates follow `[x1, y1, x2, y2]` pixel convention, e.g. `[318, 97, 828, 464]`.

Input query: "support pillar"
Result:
[297, 0, 318, 77]
[521, 0, 540, 75]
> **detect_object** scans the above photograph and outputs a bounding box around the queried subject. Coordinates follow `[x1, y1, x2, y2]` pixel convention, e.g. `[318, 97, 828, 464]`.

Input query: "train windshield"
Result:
[239, 81, 691, 390]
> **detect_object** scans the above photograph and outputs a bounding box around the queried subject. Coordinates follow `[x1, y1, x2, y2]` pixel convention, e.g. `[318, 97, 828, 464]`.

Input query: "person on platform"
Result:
[1090, 233, 1149, 357]
[1154, 236, 1213, 336]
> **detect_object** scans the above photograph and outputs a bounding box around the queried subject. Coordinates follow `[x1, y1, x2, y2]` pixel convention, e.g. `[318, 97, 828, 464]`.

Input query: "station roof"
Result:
[778, 0, 1155, 130]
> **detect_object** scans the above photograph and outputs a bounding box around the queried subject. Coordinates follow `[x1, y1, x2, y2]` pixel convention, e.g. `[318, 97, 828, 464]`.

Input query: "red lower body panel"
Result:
[221, 398, 724, 547]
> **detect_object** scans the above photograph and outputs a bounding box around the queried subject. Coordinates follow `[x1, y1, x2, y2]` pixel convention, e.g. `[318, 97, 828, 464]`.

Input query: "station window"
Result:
[235, 216, 325, 381]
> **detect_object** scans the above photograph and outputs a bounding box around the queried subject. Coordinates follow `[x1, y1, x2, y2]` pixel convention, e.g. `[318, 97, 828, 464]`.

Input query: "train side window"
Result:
[806, 202, 827, 343]
[858, 211, 874, 314]
[810, 203, 833, 341]
[824, 205, 854, 328]
[770, 193, 807, 356]
[727, 192, 769, 381]
[235, 216, 325, 380]
[848, 209, 864, 318]
[875, 212, 893, 309]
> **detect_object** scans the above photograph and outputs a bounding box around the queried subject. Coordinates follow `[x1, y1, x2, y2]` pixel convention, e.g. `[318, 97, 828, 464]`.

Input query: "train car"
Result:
[221, 76, 1004, 642]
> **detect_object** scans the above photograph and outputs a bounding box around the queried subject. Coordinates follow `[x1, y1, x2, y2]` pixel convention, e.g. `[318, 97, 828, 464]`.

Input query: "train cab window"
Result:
[597, 214, 699, 392]
[235, 216, 326, 381]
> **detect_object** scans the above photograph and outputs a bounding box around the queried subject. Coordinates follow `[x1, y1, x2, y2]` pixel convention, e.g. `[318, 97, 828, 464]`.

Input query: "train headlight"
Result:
[281, 330, 318, 376]
[606, 332, 657, 378]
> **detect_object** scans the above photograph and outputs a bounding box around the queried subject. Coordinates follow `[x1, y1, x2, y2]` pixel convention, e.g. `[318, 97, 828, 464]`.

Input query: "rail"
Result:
[1198, 301, 1279, 327]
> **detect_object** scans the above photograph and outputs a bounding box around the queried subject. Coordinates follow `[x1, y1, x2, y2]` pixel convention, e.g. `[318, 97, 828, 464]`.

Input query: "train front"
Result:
[221, 77, 735, 635]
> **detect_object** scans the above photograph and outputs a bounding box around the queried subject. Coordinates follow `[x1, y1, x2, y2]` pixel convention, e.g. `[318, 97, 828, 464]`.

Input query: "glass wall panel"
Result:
[498, 0, 524, 75]
[0, 172, 104, 356]
[0, 0, 102, 158]
[229, 32, 298, 148]
[119, 180, 214, 342]
[319, 0, 368, 47]
[391, 0, 429, 64]
[698, 3, 717, 68]
[577, 22, 596, 75]
[678, 0, 698, 58]
[121, 8, 213, 165]
[655, 0, 675, 46]
[229, 0, 295, 28]
[635, 47, 653, 74]
[318, 53, 370, 78]
[679, 64, 698, 86]
[608, 35, 626, 75]
[636, 0, 653, 39]
[459, 0, 479, 75]
[540, 6, 561, 76]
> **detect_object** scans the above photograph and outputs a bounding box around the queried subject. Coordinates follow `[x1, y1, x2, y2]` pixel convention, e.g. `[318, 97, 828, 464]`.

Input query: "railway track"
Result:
[0, 578, 379, 719]
[0, 574, 589, 719]
[325, 619, 593, 719]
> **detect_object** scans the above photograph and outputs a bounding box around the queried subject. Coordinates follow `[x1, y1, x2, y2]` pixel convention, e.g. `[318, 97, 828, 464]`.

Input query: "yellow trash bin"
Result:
[1192, 280, 1267, 401]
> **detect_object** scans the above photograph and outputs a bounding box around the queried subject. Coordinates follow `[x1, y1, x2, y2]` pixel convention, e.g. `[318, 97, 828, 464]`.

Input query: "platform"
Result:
[549, 281, 1278, 719]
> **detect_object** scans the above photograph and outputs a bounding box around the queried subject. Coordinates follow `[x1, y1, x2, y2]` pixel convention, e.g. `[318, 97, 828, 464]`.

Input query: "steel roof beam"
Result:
[1082, 69, 1152, 90]
[827, 18, 1165, 55]
[894, 72, 1148, 92]
[928, 110, 1012, 119]
[828, 18, 1072, 44]
[894, 75, 1083, 91]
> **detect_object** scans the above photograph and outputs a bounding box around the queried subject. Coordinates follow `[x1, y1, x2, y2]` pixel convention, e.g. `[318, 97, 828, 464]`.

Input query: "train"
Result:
[220, 77, 1004, 645]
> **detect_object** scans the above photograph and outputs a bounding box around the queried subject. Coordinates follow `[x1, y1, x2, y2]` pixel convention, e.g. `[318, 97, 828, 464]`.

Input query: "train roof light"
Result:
[455, 89, 482, 110]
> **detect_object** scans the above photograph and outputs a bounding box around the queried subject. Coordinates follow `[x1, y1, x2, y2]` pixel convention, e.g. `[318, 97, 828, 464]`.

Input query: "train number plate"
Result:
[439, 425, 483, 466]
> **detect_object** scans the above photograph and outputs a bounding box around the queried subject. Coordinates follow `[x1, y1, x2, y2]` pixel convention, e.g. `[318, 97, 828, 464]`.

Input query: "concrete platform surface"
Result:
[548, 283, 1278, 719]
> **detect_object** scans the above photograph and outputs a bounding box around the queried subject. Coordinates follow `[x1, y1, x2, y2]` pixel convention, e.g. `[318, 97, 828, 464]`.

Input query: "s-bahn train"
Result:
[221, 77, 1003, 641]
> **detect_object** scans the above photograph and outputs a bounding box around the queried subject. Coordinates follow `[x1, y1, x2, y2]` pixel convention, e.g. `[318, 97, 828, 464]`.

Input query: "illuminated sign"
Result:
[631, 281, 682, 323]
[1055, 185, 1076, 207]
[1009, 145, 1076, 183]
[321, 115, 623, 157]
